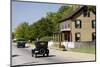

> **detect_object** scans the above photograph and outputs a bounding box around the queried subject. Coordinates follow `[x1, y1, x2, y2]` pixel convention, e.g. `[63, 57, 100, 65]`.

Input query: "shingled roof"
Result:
[59, 6, 87, 22]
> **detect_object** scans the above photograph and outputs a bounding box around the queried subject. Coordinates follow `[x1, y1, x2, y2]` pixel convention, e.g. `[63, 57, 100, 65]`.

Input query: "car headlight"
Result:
[35, 51, 39, 53]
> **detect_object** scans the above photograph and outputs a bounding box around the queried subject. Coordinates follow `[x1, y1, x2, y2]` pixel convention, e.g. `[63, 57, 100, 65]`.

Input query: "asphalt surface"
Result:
[11, 43, 95, 66]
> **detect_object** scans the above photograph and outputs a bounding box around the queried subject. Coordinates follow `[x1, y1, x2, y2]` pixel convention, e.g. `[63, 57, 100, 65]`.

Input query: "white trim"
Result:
[61, 28, 71, 31]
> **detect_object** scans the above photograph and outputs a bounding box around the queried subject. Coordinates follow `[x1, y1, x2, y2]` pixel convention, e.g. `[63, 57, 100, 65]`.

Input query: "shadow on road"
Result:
[12, 55, 19, 57]
[22, 61, 38, 65]
[11, 66, 22, 67]
[17, 46, 30, 48]
[12, 61, 38, 67]
[35, 55, 56, 58]
[24, 46, 30, 48]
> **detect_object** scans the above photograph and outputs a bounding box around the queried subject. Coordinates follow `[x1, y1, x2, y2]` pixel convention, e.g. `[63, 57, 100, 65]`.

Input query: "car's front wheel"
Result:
[46, 53, 49, 57]
[23, 45, 25, 48]
[35, 54, 37, 58]
[43, 54, 45, 57]
[32, 54, 34, 57]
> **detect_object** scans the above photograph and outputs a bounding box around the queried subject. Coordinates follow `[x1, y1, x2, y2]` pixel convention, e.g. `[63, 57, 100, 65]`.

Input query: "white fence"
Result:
[61, 42, 74, 48]
[48, 41, 75, 48]
[48, 41, 54, 46]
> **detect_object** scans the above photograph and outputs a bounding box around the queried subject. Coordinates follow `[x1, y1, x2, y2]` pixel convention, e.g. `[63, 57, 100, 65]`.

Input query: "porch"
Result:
[53, 31, 74, 48]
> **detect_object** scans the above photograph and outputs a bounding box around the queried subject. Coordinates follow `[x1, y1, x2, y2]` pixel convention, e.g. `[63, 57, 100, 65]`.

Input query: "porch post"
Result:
[66, 32, 68, 42]
[58, 33, 61, 48]
[59, 33, 61, 48]
[62, 33, 64, 42]
[70, 32, 72, 42]
[58, 34, 60, 47]
[57, 34, 59, 42]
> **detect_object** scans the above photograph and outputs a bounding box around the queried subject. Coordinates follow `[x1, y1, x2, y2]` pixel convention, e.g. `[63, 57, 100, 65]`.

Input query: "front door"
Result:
[64, 31, 71, 41]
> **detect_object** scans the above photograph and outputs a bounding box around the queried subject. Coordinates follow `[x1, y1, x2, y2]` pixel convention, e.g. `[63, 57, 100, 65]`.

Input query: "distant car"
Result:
[12, 38, 17, 42]
[32, 41, 49, 58]
[17, 38, 26, 48]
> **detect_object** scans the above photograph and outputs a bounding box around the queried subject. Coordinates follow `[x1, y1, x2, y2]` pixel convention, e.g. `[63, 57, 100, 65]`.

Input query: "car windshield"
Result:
[17, 38, 26, 41]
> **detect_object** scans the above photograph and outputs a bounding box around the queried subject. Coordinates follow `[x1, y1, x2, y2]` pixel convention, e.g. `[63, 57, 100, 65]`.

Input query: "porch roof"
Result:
[53, 31, 61, 34]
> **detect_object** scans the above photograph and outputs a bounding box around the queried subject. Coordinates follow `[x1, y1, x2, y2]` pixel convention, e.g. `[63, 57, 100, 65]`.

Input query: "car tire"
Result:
[45, 53, 49, 57]
[23, 45, 25, 48]
[35, 54, 37, 58]
[43, 54, 45, 57]
[46, 53, 49, 56]
[40, 48, 45, 54]
[32, 54, 34, 57]
[32, 50, 34, 57]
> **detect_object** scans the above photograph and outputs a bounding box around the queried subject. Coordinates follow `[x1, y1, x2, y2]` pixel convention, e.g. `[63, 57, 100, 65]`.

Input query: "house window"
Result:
[92, 20, 96, 28]
[75, 20, 82, 28]
[92, 32, 96, 41]
[75, 32, 80, 42]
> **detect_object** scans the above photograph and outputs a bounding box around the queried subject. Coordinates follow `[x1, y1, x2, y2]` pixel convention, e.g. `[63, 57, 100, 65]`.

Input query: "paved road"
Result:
[12, 43, 95, 66]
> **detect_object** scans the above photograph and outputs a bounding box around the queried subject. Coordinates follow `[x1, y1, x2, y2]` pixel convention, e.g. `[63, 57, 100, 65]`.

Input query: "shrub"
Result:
[40, 36, 52, 41]
[61, 45, 67, 51]
[61, 45, 65, 48]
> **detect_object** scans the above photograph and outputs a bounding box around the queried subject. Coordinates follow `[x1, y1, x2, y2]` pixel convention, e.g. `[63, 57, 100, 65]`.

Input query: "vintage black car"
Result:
[17, 38, 26, 48]
[32, 41, 49, 58]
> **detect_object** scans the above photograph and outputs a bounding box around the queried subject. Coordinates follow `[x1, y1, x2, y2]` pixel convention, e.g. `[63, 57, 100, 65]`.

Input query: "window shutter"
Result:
[80, 20, 82, 28]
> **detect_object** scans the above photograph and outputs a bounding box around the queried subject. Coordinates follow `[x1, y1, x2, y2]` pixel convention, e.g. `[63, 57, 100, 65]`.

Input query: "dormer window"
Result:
[83, 7, 88, 17]
[83, 6, 91, 17]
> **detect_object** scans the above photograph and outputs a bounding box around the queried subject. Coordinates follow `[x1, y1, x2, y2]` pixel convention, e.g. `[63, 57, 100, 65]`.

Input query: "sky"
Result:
[12, 1, 63, 32]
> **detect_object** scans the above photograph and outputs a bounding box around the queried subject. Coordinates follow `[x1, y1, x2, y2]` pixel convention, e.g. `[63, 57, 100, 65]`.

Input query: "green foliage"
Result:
[88, 6, 96, 14]
[13, 5, 96, 41]
[60, 45, 67, 51]
[30, 18, 54, 40]
[58, 5, 73, 17]
[15, 22, 30, 40]
[12, 32, 15, 39]
[13, 5, 74, 41]
[40, 36, 53, 41]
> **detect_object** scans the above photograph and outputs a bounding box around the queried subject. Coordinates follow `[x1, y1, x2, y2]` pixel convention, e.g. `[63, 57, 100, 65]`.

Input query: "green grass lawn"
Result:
[70, 46, 96, 54]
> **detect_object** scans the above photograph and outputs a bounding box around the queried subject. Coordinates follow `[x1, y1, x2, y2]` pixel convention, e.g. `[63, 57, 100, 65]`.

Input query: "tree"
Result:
[88, 6, 96, 14]
[15, 22, 30, 40]
[14, 5, 75, 41]
[29, 5, 73, 40]
[30, 17, 54, 40]
[58, 5, 73, 17]
[12, 32, 15, 39]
